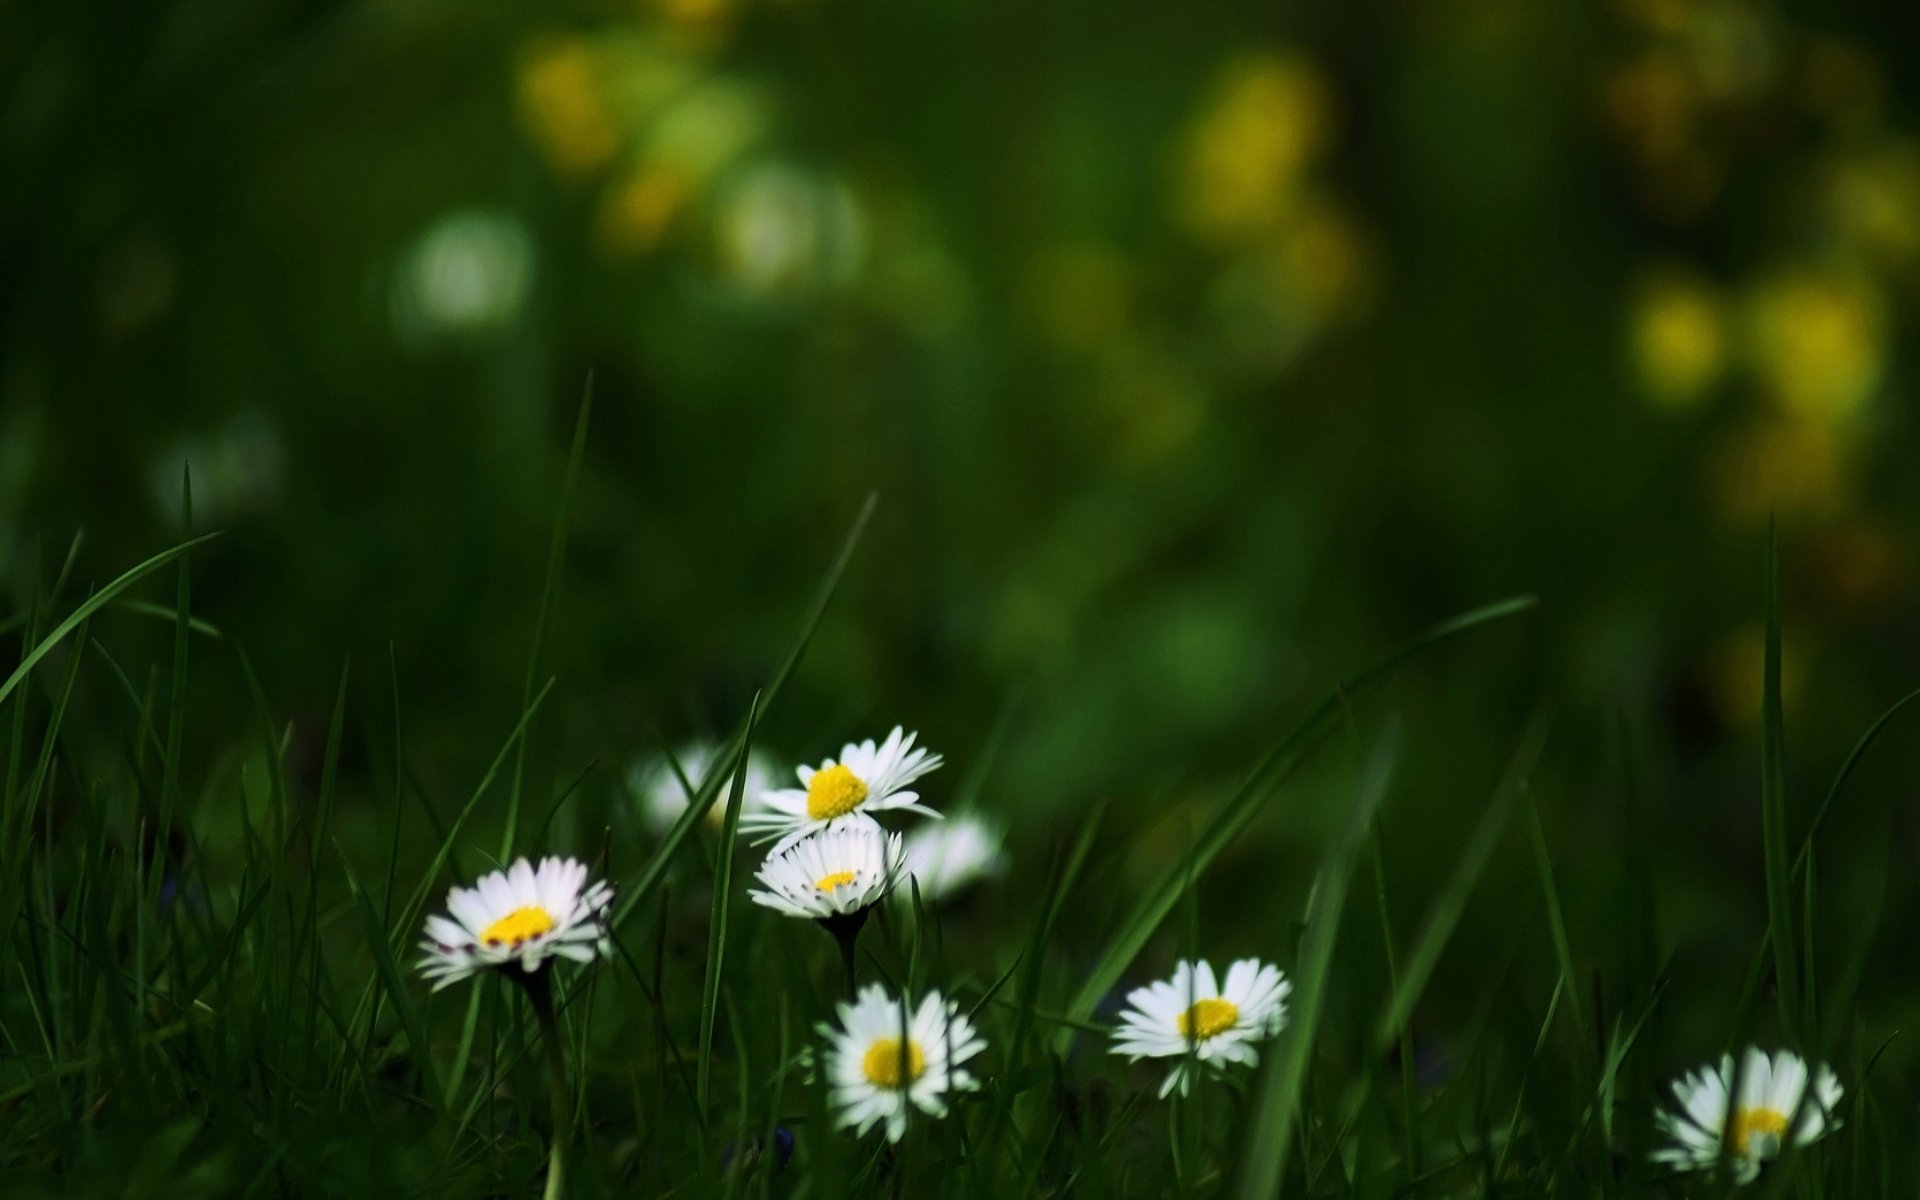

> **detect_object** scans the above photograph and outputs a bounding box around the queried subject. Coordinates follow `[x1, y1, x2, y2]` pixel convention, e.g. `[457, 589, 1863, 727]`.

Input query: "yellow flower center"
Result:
[1730, 1106, 1790, 1156]
[1175, 997, 1240, 1041]
[861, 1037, 926, 1090]
[480, 906, 555, 947]
[815, 870, 858, 893]
[806, 763, 869, 821]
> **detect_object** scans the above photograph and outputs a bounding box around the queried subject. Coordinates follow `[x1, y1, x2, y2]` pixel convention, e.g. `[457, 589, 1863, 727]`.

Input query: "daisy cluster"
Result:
[410, 724, 1848, 1182]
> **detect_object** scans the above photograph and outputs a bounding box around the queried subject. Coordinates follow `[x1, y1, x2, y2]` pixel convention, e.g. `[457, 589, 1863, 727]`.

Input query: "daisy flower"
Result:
[903, 811, 1006, 901]
[1652, 1046, 1843, 1184]
[417, 856, 614, 991]
[1112, 958, 1291, 1097]
[822, 983, 985, 1142]
[627, 741, 779, 834]
[740, 726, 943, 854]
[749, 822, 906, 920]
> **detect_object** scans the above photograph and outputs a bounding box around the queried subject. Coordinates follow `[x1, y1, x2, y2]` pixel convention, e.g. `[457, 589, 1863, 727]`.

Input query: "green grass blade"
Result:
[612, 495, 877, 932]
[1759, 522, 1798, 1034]
[1061, 594, 1535, 1037]
[0, 532, 224, 709]
[502, 379, 592, 858]
[1372, 714, 1547, 1055]
[697, 693, 760, 1119]
[1232, 728, 1399, 1200]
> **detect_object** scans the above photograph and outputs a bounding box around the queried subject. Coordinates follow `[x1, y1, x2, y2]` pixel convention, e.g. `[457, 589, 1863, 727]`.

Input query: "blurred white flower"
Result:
[390, 208, 535, 343]
[628, 741, 779, 834]
[711, 162, 865, 299]
[902, 811, 1005, 901]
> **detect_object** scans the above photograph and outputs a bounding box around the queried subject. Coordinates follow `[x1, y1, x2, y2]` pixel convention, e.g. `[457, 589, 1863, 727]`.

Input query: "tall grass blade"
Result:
[1232, 727, 1399, 1200]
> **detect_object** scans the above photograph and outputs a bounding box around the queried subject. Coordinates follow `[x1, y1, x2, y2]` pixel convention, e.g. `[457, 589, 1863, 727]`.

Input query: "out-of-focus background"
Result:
[5, 0, 1920, 1084]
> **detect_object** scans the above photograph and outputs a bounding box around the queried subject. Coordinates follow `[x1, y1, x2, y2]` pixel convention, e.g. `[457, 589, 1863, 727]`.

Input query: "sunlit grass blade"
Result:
[1232, 726, 1398, 1200]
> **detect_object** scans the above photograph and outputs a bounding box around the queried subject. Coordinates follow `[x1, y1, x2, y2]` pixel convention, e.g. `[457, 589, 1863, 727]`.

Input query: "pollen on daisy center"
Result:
[806, 763, 869, 820]
[1175, 997, 1240, 1040]
[816, 870, 858, 893]
[861, 1036, 927, 1089]
[481, 905, 555, 946]
[1730, 1106, 1789, 1155]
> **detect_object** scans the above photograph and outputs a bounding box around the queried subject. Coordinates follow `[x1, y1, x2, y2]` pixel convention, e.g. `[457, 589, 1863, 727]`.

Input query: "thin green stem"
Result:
[523, 971, 571, 1200]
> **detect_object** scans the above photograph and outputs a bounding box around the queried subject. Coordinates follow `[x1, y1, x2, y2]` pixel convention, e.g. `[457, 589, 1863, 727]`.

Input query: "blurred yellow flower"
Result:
[1275, 199, 1372, 319]
[517, 38, 621, 177]
[1628, 267, 1726, 410]
[596, 168, 690, 257]
[1800, 37, 1885, 129]
[1706, 414, 1849, 523]
[651, 0, 736, 42]
[1178, 55, 1327, 240]
[1084, 344, 1206, 468]
[1826, 143, 1920, 266]
[1022, 243, 1131, 353]
[1744, 268, 1884, 425]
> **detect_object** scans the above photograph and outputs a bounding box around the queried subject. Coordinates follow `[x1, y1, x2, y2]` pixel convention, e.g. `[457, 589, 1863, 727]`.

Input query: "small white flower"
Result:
[417, 856, 614, 991]
[903, 812, 1005, 901]
[822, 983, 985, 1142]
[1112, 958, 1291, 1097]
[628, 741, 779, 834]
[1652, 1046, 1843, 1184]
[749, 822, 906, 920]
[740, 726, 943, 854]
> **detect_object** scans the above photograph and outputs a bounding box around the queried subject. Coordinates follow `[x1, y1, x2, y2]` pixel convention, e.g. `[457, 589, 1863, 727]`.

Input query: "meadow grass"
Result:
[0, 495, 1909, 1198]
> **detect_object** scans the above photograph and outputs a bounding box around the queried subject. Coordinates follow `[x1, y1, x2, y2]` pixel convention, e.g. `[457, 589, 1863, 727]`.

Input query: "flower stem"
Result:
[820, 908, 870, 1001]
[522, 970, 571, 1200]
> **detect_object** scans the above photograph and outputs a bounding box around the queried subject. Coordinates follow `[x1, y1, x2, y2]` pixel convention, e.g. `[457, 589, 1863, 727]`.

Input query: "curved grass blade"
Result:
[1061, 594, 1535, 1037]
[1232, 727, 1399, 1200]
[0, 531, 224, 710]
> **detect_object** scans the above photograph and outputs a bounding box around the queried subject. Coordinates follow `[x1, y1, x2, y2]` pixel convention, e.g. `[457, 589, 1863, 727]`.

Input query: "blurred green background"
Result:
[6, 0, 1920, 1137]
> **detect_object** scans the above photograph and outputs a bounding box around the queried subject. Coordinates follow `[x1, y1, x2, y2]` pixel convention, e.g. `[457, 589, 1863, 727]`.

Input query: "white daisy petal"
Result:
[1650, 1046, 1843, 1180]
[748, 822, 905, 920]
[820, 983, 984, 1143]
[738, 726, 944, 850]
[415, 856, 615, 991]
[902, 812, 1006, 902]
[628, 742, 781, 834]
[1109, 957, 1291, 1096]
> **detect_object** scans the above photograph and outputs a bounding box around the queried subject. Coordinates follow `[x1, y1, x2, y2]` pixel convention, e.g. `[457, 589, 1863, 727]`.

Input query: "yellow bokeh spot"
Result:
[1707, 415, 1849, 525]
[806, 764, 869, 821]
[480, 906, 555, 947]
[1730, 1105, 1789, 1155]
[1175, 997, 1240, 1041]
[517, 38, 620, 177]
[861, 1037, 926, 1089]
[1179, 54, 1327, 240]
[1023, 243, 1131, 353]
[1746, 269, 1885, 425]
[815, 870, 858, 893]
[597, 168, 690, 257]
[1630, 268, 1726, 410]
